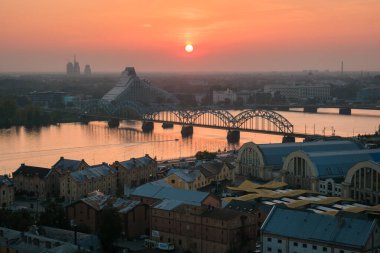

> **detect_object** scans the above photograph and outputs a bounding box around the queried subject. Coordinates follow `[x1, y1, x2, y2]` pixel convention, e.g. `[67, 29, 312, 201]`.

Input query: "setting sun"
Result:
[185, 44, 194, 53]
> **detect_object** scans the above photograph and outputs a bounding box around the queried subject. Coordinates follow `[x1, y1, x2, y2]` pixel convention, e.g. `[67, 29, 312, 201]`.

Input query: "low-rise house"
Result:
[0, 225, 102, 253]
[46, 157, 89, 197]
[261, 206, 380, 253]
[0, 175, 14, 208]
[151, 200, 256, 253]
[112, 155, 157, 189]
[60, 163, 117, 202]
[164, 160, 235, 191]
[66, 191, 149, 238]
[12, 164, 50, 199]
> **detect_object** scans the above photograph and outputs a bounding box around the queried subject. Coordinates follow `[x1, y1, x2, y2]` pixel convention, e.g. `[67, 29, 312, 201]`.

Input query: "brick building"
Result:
[60, 163, 116, 202]
[66, 191, 149, 238]
[0, 176, 14, 208]
[112, 155, 157, 189]
[151, 200, 256, 253]
[12, 164, 50, 199]
[46, 157, 89, 197]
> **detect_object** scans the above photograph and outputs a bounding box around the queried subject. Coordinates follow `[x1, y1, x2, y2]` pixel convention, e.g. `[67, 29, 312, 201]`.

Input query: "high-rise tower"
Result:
[73, 55, 80, 75]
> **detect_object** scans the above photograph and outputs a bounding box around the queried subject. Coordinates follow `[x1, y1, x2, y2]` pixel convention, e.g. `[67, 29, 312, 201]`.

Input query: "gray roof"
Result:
[261, 206, 376, 248]
[0, 175, 13, 187]
[118, 155, 155, 170]
[78, 191, 140, 213]
[70, 163, 115, 182]
[52, 157, 84, 172]
[258, 140, 362, 170]
[131, 182, 210, 206]
[305, 149, 380, 178]
[167, 168, 200, 183]
[154, 199, 185, 211]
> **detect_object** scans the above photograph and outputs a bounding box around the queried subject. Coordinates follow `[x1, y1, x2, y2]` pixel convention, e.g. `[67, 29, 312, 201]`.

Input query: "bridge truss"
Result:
[79, 100, 294, 135]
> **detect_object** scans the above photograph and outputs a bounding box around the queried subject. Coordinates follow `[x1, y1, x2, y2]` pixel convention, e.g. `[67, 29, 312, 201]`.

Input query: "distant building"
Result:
[0, 176, 14, 208]
[261, 206, 380, 253]
[66, 56, 80, 75]
[29, 91, 66, 108]
[12, 164, 50, 199]
[59, 163, 117, 202]
[111, 155, 157, 190]
[66, 191, 149, 238]
[264, 84, 330, 100]
[212, 88, 237, 104]
[83, 64, 92, 76]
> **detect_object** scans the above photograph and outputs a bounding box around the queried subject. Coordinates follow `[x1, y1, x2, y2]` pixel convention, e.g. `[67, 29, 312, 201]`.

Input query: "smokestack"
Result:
[341, 61, 344, 74]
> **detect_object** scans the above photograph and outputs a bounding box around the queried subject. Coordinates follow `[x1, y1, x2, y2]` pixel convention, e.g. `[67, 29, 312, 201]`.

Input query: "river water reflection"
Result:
[0, 109, 379, 174]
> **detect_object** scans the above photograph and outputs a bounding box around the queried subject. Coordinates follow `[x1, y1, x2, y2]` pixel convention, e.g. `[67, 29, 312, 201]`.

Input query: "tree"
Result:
[195, 150, 217, 160]
[98, 207, 122, 251]
[38, 201, 69, 229]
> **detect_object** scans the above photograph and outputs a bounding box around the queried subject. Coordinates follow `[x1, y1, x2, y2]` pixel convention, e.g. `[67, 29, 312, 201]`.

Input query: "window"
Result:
[278, 250, 282, 253]
[339, 250, 344, 253]
[302, 244, 307, 248]
[179, 239, 182, 245]
[267, 238, 272, 242]
[312, 245, 317, 250]
[323, 247, 327, 252]
[171, 179, 175, 184]
[293, 242, 298, 247]
[267, 247, 272, 252]
[278, 239, 282, 243]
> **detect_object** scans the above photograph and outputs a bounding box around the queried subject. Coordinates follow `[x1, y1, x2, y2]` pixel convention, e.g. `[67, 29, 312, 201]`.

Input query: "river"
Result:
[0, 108, 379, 175]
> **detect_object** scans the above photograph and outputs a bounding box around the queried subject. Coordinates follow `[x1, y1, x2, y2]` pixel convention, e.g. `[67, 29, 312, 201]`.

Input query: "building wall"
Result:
[0, 184, 14, 209]
[319, 179, 342, 197]
[67, 201, 99, 232]
[123, 204, 150, 239]
[236, 142, 266, 179]
[151, 206, 256, 253]
[12, 175, 47, 199]
[342, 161, 380, 205]
[60, 173, 117, 202]
[212, 89, 237, 104]
[113, 160, 157, 189]
[262, 234, 363, 253]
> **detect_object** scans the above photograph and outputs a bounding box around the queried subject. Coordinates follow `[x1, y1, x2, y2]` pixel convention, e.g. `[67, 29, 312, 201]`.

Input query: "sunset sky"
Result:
[1, 0, 379, 72]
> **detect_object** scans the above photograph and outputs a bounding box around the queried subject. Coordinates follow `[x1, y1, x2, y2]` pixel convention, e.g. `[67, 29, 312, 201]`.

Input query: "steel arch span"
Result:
[233, 109, 294, 133]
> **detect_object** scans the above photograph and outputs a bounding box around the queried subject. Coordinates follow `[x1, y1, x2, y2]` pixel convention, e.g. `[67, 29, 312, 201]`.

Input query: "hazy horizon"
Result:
[1, 0, 380, 73]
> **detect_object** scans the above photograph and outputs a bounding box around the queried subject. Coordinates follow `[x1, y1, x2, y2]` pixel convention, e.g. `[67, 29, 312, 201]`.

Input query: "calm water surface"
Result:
[0, 109, 379, 174]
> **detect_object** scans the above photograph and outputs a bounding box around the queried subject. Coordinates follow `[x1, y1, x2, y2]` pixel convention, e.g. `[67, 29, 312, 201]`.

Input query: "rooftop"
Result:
[52, 157, 86, 173]
[13, 164, 50, 179]
[253, 140, 362, 170]
[70, 163, 115, 182]
[131, 182, 211, 206]
[77, 191, 140, 213]
[261, 206, 377, 248]
[0, 175, 13, 187]
[117, 155, 155, 170]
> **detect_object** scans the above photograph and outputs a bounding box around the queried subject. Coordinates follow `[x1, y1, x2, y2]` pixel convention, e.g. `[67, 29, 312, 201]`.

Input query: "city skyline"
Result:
[1, 0, 380, 72]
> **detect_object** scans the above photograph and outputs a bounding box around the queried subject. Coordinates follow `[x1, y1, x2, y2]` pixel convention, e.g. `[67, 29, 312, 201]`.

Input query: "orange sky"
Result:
[0, 0, 379, 72]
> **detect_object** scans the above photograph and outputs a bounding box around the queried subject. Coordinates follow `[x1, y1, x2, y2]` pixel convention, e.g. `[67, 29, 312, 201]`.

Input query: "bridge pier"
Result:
[227, 130, 240, 143]
[108, 118, 120, 128]
[162, 122, 174, 129]
[339, 107, 351, 115]
[304, 106, 318, 113]
[142, 121, 154, 132]
[282, 135, 295, 143]
[181, 125, 193, 137]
